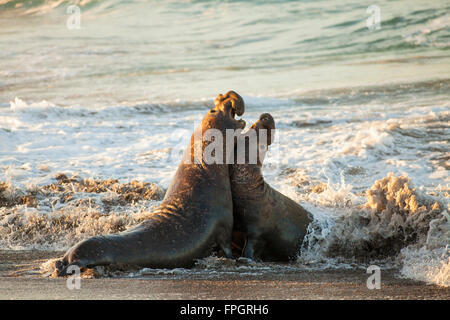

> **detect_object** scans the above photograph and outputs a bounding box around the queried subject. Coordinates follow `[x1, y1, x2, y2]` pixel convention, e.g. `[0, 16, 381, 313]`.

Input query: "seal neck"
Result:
[230, 164, 265, 195]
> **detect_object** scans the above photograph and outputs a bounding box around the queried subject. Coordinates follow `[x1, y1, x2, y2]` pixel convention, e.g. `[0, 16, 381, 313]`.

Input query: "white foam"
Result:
[297, 173, 449, 287]
[400, 245, 449, 287]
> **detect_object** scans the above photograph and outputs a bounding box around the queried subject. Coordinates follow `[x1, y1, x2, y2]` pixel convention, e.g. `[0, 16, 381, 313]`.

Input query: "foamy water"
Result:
[0, 0, 449, 287]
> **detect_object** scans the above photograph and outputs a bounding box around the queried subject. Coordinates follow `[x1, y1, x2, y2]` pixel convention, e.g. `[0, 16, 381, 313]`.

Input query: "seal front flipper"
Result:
[242, 226, 260, 261]
[216, 223, 233, 259]
[55, 259, 85, 277]
[243, 238, 255, 260]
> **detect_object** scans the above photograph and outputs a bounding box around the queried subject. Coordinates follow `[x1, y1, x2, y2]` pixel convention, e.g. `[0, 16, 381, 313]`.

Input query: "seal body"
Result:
[57, 91, 246, 274]
[230, 113, 312, 261]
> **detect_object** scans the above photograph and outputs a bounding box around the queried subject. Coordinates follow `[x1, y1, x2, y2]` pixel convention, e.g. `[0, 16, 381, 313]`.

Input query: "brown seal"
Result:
[56, 91, 246, 275]
[230, 113, 312, 261]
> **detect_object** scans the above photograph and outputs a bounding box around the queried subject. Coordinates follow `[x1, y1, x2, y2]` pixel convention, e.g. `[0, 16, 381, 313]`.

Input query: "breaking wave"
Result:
[1, 172, 448, 286]
[300, 173, 449, 287]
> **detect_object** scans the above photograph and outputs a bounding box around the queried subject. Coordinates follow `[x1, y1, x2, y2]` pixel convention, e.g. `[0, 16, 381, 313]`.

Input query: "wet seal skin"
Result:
[230, 113, 312, 261]
[56, 91, 246, 275]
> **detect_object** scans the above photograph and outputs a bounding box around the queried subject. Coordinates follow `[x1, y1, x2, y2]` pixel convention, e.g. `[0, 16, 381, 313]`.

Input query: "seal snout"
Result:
[249, 113, 275, 131]
[258, 113, 275, 130]
[214, 90, 246, 128]
[227, 91, 245, 117]
[248, 113, 275, 146]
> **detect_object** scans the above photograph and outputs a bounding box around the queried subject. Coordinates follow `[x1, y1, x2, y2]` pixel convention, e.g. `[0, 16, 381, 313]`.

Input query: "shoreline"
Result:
[0, 250, 448, 300]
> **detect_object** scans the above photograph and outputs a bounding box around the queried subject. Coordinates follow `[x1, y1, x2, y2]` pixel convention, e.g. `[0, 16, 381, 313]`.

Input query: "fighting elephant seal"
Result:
[230, 113, 312, 261]
[56, 91, 246, 275]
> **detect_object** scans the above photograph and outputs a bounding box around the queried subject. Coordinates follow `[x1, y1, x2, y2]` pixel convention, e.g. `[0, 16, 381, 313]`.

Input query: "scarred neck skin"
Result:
[230, 162, 265, 197]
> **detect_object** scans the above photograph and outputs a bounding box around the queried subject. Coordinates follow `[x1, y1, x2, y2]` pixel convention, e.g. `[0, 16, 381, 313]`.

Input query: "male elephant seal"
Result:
[56, 91, 246, 275]
[230, 113, 312, 261]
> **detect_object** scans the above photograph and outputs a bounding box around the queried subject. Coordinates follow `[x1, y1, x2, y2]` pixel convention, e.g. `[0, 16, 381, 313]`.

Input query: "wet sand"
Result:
[1, 250, 448, 300]
[2, 275, 450, 300]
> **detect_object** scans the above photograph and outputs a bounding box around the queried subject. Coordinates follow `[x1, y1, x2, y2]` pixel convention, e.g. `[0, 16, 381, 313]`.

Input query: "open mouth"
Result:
[214, 91, 246, 129]
[230, 108, 246, 129]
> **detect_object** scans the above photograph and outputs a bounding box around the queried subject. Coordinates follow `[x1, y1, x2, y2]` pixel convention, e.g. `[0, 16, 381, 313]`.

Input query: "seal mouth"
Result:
[252, 113, 275, 131]
[214, 91, 246, 129]
[246, 113, 275, 146]
[231, 108, 246, 129]
[230, 98, 245, 117]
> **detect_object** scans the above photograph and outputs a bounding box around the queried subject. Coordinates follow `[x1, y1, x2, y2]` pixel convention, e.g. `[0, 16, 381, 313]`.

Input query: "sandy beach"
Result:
[0, 250, 448, 300]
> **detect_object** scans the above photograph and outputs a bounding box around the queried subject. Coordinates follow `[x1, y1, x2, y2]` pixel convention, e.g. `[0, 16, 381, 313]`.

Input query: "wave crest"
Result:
[301, 173, 449, 286]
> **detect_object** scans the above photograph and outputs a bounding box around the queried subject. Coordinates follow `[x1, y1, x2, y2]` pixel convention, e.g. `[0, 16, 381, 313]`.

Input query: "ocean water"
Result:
[0, 0, 449, 287]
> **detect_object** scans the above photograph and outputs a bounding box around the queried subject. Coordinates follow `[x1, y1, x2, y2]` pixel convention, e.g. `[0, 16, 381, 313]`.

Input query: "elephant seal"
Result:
[56, 91, 246, 275]
[230, 113, 312, 261]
